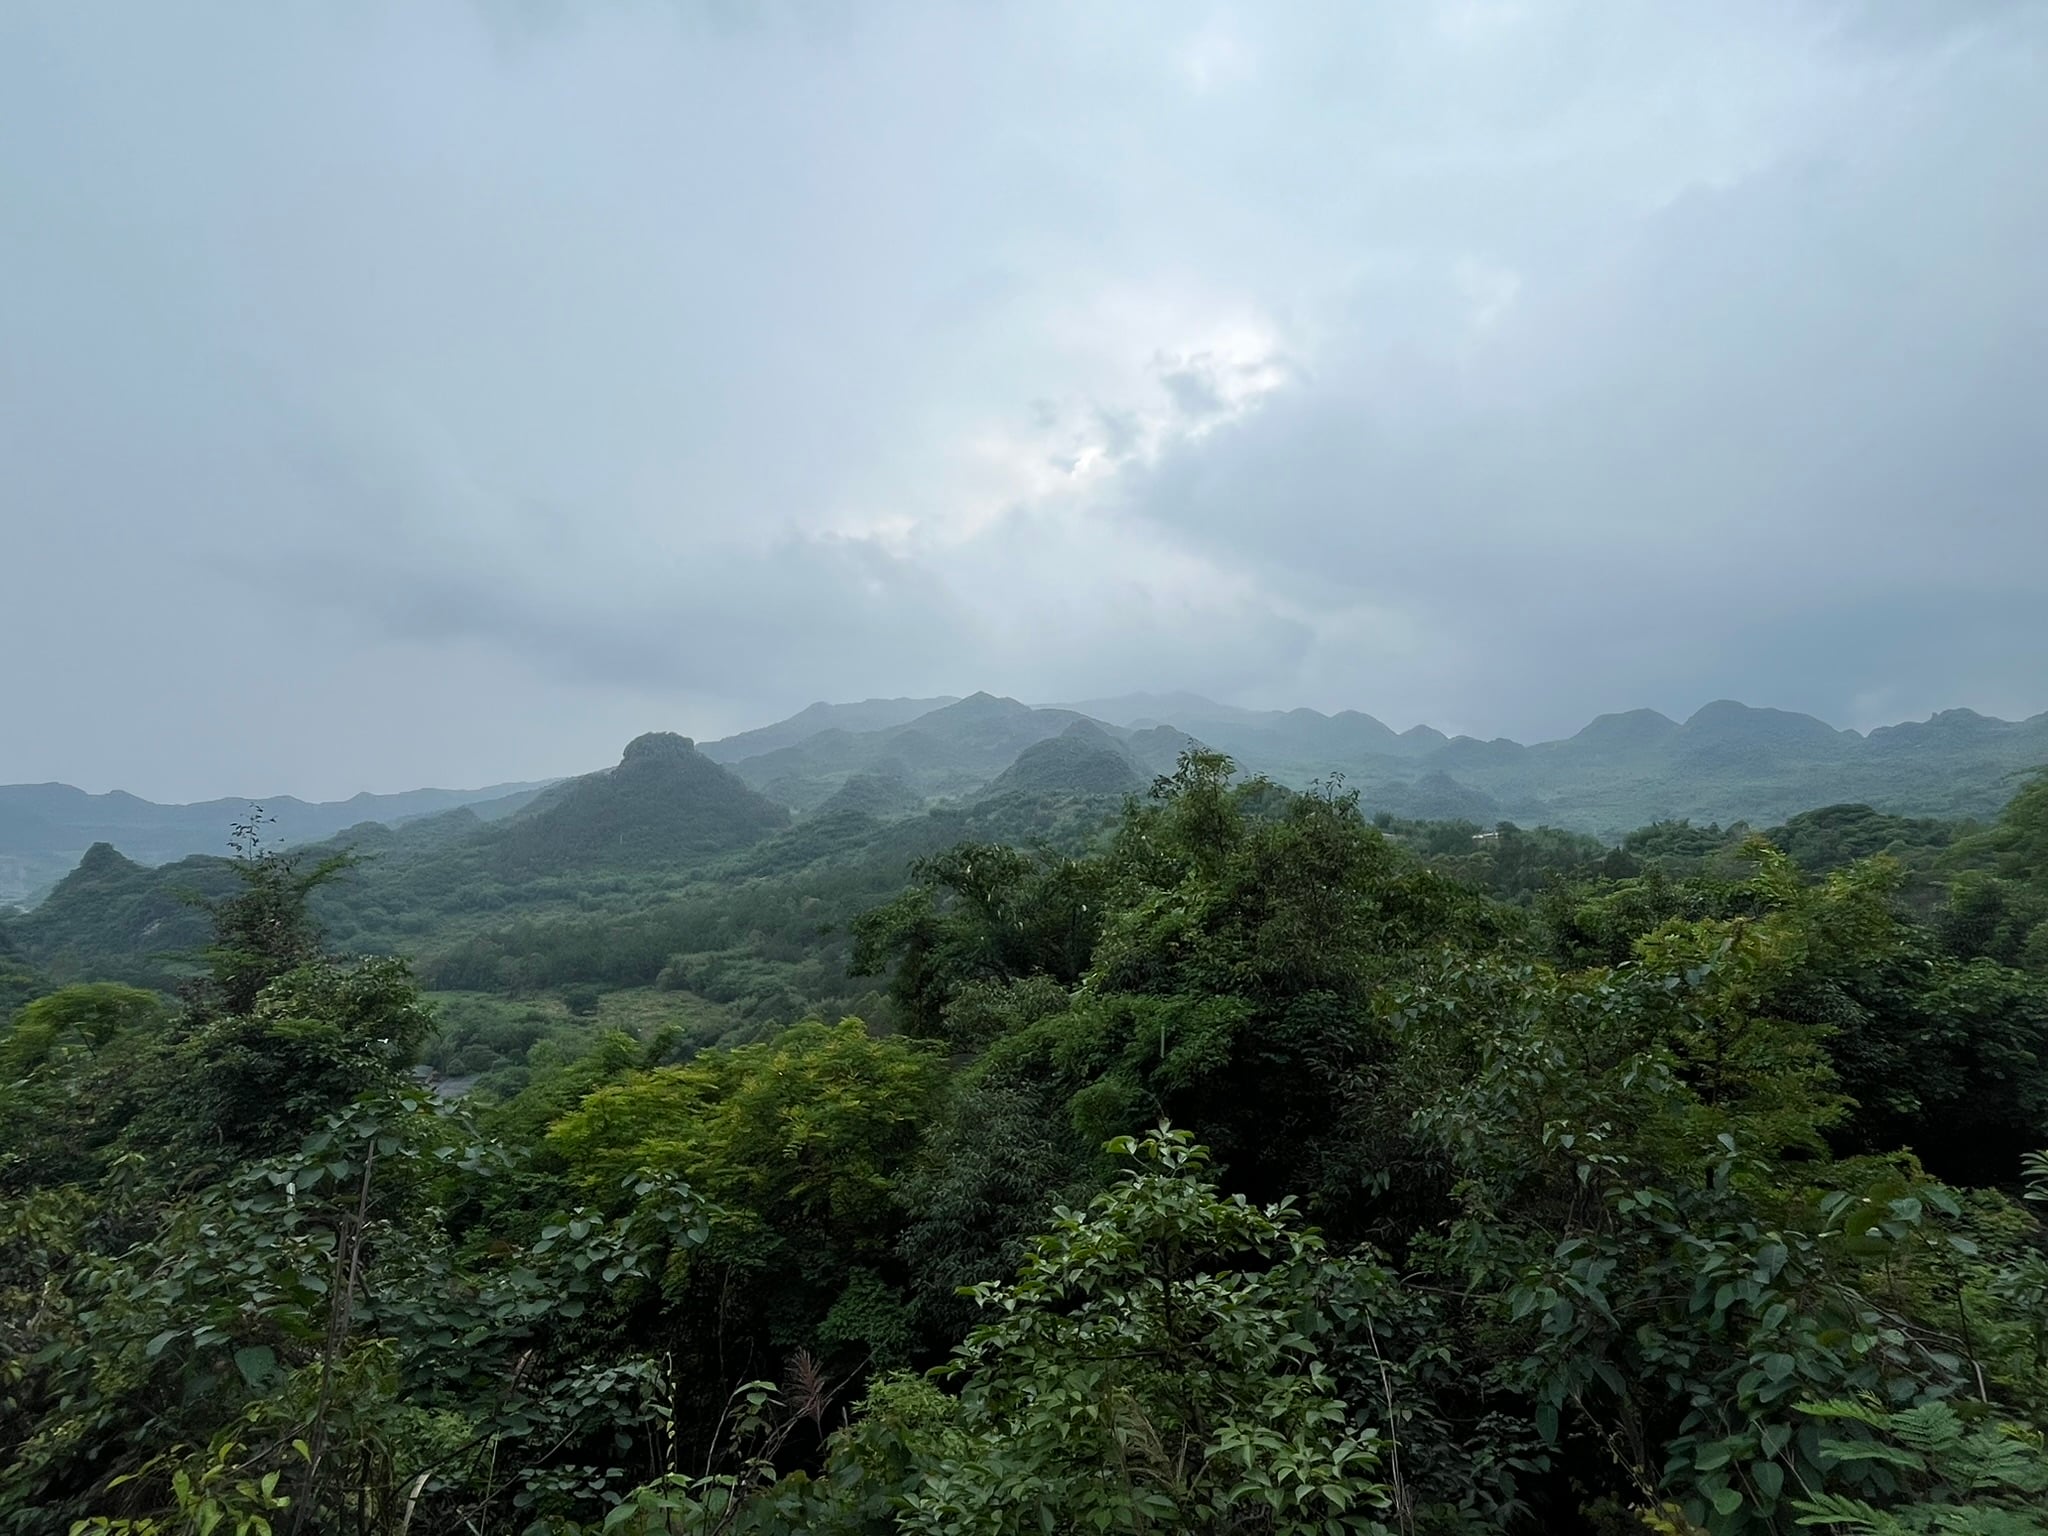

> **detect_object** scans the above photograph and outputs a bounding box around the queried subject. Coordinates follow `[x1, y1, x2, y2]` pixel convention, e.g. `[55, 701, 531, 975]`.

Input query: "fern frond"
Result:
[1962, 1429, 2048, 1495]
[2019, 1148, 2048, 1203]
[1928, 1511, 2048, 1536]
[1885, 1401, 1965, 1457]
[1814, 1438, 1927, 1473]
[1791, 1490, 1898, 1533]
[1799, 1399, 1892, 1430]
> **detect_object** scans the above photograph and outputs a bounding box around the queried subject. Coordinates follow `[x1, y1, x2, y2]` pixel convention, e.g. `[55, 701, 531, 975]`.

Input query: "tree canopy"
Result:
[4, 750, 2047, 1535]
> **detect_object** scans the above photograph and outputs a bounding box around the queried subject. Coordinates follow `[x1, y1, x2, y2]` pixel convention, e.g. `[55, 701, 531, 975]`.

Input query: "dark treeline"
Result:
[3, 756, 2048, 1534]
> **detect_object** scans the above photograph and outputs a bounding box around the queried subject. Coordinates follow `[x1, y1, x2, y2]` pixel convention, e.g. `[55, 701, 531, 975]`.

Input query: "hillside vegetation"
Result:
[3, 717, 2047, 1535]
[704, 693, 2048, 834]
[0, 778, 547, 909]
[9, 695, 2043, 911]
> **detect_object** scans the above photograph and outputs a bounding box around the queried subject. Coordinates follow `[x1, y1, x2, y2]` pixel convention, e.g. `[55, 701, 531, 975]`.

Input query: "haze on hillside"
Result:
[8, 688, 2046, 910]
[4, 2, 2046, 802]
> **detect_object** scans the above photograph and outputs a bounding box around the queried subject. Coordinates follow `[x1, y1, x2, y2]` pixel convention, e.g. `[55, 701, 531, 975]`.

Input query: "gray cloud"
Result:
[1113, 26, 2048, 736]
[2, 0, 2043, 798]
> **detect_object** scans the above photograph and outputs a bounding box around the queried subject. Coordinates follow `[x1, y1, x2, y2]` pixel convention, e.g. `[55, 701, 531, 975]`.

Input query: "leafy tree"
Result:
[41, 816, 437, 1175]
[1541, 842, 2048, 1186]
[1386, 944, 2009, 1533]
[1939, 873, 2048, 974]
[0, 926, 43, 1017]
[1, 982, 164, 1070]
[894, 1043, 1097, 1342]
[545, 1017, 948, 1437]
[0, 983, 167, 1189]
[188, 815, 354, 1020]
[849, 843, 1108, 1041]
[901, 1126, 1389, 1536]
[965, 756, 1504, 1211]
[164, 955, 435, 1163]
[1764, 806, 1958, 881]
[1956, 770, 2048, 889]
[545, 1018, 944, 1250]
[4, 1090, 709, 1533]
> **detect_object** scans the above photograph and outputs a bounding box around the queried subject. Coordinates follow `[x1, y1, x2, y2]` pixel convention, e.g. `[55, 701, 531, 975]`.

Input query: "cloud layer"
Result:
[4, 1, 2043, 798]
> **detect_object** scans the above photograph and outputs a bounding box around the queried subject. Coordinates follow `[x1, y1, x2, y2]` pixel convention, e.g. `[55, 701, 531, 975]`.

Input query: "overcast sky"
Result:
[5, 1, 2045, 801]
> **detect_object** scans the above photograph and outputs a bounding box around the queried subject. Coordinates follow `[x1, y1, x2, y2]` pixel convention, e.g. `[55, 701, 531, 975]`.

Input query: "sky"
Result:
[4, 1, 2045, 802]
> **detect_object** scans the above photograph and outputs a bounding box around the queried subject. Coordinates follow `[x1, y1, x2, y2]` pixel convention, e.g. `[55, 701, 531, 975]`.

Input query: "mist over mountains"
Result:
[4, 691, 2045, 909]
[0, 779, 551, 909]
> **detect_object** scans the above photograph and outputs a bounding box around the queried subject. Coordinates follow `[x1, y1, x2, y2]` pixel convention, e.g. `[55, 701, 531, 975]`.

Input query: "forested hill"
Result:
[0, 735, 784, 984]
[703, 691, 2048, 834]
[484, 732, 789, 874]
[0, 732, 1128, 1001]
[8, 693, 2045, 913]
[0, 776, 550, 908]
[8, 711, 2044, 1054]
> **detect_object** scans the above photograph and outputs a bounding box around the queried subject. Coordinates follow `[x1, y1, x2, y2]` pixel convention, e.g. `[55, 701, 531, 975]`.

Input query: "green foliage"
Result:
[936, 758, 1509, 1213]
[1764, 806, 1960, 882]
[485, 732, 790, 878]
[8, 757, 2048, 1535]
[5, 1089, 710, 1532]
[1789, 1397, 2048, 1533]
[894, 1054, 1097, 1341]
[1540, 839, 2048, 1186]
[545, 1018, 945, 1383]
[1937, 872, 2048, 973]
[0, 983, 168, 1190]
[185, 814, 355, 1018]
[2, 982, 164, 1070]
[68, 1436, 298, 1536]
[1954, 769, 2048, 888]
[1625, 819, 1750, 868]
[0, 925, 44, 1017]
[162, 956, 436, 1164]
[903, 1125, 1389, 1535]
[850, 841, 1109, 1040]
[3, 843, 234, 991]
[1383, 818, 1625, 904]
[1382, 918, 2048, 1533]
[546, 1018, 943, 1241]
[1934, 770, 2048, 976]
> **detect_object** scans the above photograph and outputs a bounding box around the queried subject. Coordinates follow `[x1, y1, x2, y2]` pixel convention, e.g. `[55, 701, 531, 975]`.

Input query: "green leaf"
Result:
[233, 1345, 277, 1387]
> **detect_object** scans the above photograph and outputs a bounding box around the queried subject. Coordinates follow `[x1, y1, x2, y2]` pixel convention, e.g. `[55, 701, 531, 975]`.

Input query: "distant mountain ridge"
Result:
[699, 693, 2048, 837]
[0, 778, 551, 908]
[8, 694, 2046, 914]
[718, 692, 1149, 811]
[3, 735, 794, 979]
[698, 697, 959, 764]
[487, 733, 788, 874]
[9, 704, 2045, 991]
[979, 720, 1149, 799]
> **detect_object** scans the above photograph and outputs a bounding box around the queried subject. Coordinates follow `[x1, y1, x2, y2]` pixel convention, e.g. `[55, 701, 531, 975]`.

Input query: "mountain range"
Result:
[5, 692, 2046, 910]
[701, 691, 2048, 836]
[0, 779, 549, 908]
